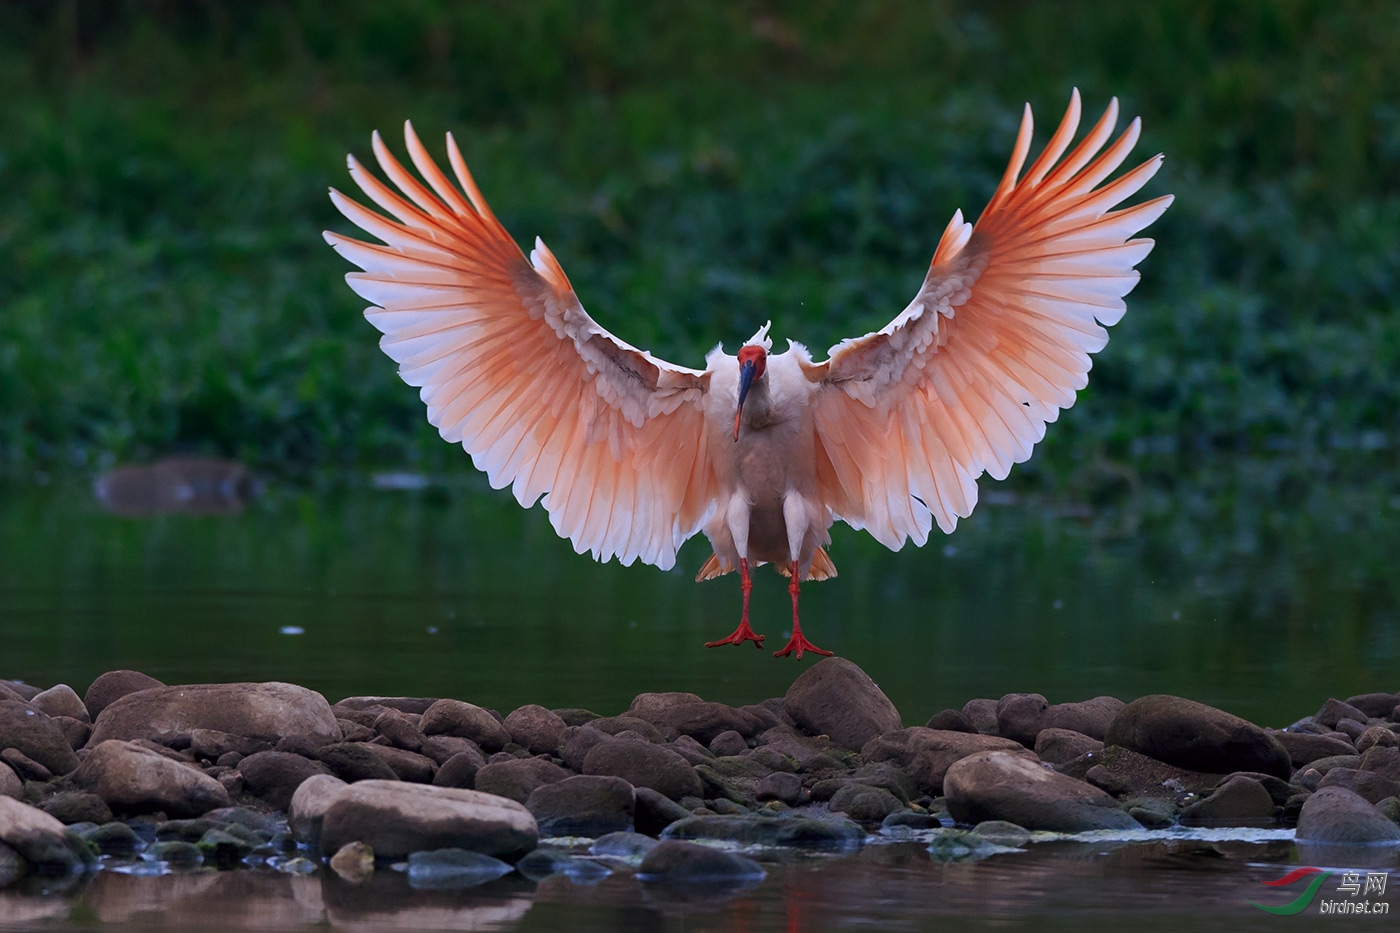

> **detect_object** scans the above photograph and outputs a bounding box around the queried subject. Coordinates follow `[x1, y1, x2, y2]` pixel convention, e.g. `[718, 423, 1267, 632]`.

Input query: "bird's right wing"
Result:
[325, 123, 717, 570]
[799, 91, 1172, 549]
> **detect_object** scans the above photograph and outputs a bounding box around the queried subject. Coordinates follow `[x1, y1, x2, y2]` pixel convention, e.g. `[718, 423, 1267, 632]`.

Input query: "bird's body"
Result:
[326, 90, 1172, 658]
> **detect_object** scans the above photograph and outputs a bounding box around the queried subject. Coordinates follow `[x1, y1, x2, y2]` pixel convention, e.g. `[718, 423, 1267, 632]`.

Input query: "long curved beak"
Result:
[733, 359, 757, 442]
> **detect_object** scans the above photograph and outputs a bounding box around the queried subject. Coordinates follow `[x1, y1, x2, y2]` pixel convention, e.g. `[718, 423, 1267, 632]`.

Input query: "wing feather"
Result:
[326, 122, 716, 569]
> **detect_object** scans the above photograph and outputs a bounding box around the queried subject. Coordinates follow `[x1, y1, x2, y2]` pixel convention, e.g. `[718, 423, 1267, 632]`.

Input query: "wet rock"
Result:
[1125, 797, 1177, 828]
[882, 810, 944, 832]
[526, 775, 635, 837]
[0, 701, 80, 775]
[1272, 730, 1357, 768]
[1358, 726, 1400, 754]
[1295, 786, 1400, 844]
[504, 705, 567, 756]
[318, 780, 538, 862]
[89, 682, 340, 747]
[924, 709, 976, 733]
[944, 750, 1140, 831]
[289, 773, 347, 843]
[83, 670, 164, 720]
[1104, 695, 1292, 779]
[1316, 698, 1370, 729]
[1376, 796, 1400, 825]
[73, 739, 230, 817]
[0, 797, 82, 873]
[432, 750, 487, 790]
[972, 820, 1032, 847]
[663, 813, 863, 848]
[996, 693, 1049, 746]
[637, 839, 765, 883]
[40, 791, 112, 825]
[420, 699, 511, 752]
[0, 762, 19, 799]
[862, 728, 1035, 796]
[1346, 692, 1400, 719]
[361, 745, 437, 783]
[30, 684, 89, 724]
[407, 847, 514, 889]
[237, 750, 333, 810]
[317, 742, 400, 783]
[474, 758, 570, 804]
[197, 827, 256, 864]
[1218, 771, 1298, 807]
[370, 710, 424, 752]
[784, 658, 902, 752]
[330, 840, 374, 882]
[828, 783, 902, 821]
[634, 787, 691, 836]
[1041, 697, 1125, 741]
[708, 731, 748, 758]
[146, 839, 203, 866]
[591, 830, 659, 860]
[0, 840, 24, 888]
[1035, 728, 1103, 765]
[960, 699, 1000, 735]
[1318, 767, 1400, 804]
[582, 738, 703, 801]
[1, 748, 51, 781]
[755, 772, 803, 806]
[187, 728, 271, 761]
[87, 821, 141, 854]
[629, 692, 763, 745]
[1178, 775, 1276, 827]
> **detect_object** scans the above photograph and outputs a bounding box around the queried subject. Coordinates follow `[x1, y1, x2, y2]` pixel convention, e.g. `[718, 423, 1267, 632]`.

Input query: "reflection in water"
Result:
[93, 458, 259, 517]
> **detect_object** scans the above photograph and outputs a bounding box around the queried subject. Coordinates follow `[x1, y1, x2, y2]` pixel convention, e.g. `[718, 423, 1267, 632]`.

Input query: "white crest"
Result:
[746, 320, 773, 351]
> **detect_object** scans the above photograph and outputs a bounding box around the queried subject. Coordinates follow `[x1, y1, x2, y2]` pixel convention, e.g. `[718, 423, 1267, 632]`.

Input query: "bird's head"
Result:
[733, 343, 768, 441]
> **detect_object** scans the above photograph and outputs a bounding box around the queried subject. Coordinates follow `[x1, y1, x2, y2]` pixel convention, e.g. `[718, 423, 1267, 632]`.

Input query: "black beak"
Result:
[733, 359, 757, 442]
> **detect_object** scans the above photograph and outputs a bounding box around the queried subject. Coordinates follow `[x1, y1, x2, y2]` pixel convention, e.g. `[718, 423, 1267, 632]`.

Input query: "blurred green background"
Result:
[2, 0, 1397, 488]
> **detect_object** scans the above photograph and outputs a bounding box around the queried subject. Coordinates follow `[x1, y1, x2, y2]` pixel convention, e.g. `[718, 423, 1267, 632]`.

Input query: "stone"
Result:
[1375, 796, 1400, 825]
[1125, 797, 1178, 828]
[1295, 786, 1400, 844]
[1060, 744, 1221, 801]
[924, 709, 976, 733]
[371, 710, 424, 752]
[0, 701, 80, 775]
[317, 742, 400, 782]
[1, 748, 50, 781]
[1272, 730, 1357, 768]
[406, 847, 514, 888]
[0, 840, 24, 888]
[276, 733, 329, 757]
[755, 772, 803, 806]
[146, 839, 203, 866]
[318, 780, 538, 861]
[30, 684, 89, 723]
[1178, 775, 1276, 827]
[996, 693, 1050, 746]
[526, 775, 635, 837]
[362, 744, 437, 783]
[960, 699, 1000, 734]
[1363, 745, 1400, 781]
[237, 750, 333, 810]
[1035, 728, 1104, 766]
[582, 738, 703, 801]
[560, 725, 612, 772]
[1358, 726, 1400, 754]
[1333, 718, 1367, 742]
[1104, 695, 1291, 778]
[503, 705, 567, 756]
[330, 840, 374, 882]
[1041, 696, 1125, 741]
[634, 786, 691, 836]
[944, 750, 1140, 831]
[289, 773, 348, 843]
[83, 670, 165, 720]
[1346, 692, 1400, 719]
[629, 692, 763, 745]
[186, 729, 272, 761]
[1319, 767, 1400, 804]
[73, 740, 230, 817]
[662, 813, 863, 847]
[474, 758, 570, 804]
[828, 783, 902, 821]
[433, 749, 487, 790]
[40, 791, 112, 825]
[87, 821, 141, 854]
[1307, 754, 1363, 774]
[0, 797, 82, 872]
[861, 728, 1035, 796]
[637, 839, 765, 883]
[0, 761, 21, 799]
[88, 682, 340, 748]
[334, 696, 438, 715]
[420, 699, 511, 751]
[665, 735, 714, 766]
[1316, 698, 1370, 729]
[592, 830, 660, 858]
[972, 820, 1032, 847]
[708, 731, 748, 758]
[420, 735, 482, 766]
[784, 658, 902, 751]
[51, 717, 91, 751]
[552, 708, 601, 727]
[589, 715, 670, 743]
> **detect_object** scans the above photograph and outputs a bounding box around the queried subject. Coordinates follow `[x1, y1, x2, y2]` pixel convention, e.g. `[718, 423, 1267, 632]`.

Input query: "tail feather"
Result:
[697, 546, 838, 582]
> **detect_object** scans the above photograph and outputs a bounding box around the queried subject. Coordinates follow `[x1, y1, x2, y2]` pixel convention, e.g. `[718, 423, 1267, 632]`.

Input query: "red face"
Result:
[736, 344, 767, 381]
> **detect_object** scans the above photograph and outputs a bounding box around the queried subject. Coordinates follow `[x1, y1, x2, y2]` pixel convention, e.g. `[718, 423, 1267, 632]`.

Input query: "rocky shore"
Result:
[2, 660, 1398, 891]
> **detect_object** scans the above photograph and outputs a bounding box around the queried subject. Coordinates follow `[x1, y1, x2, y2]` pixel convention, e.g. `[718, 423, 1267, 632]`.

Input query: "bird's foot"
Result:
[705, 619, 765, 649]
[773, 630, 834, 660]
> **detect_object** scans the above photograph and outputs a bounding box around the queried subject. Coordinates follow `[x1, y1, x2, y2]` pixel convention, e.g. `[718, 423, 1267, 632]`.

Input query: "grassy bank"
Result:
[1, 1, 1397, 489]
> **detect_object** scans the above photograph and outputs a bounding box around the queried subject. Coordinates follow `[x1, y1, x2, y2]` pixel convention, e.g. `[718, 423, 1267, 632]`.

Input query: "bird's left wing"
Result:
[325, 123, 716, 570]
[800, 91, 1173, 549]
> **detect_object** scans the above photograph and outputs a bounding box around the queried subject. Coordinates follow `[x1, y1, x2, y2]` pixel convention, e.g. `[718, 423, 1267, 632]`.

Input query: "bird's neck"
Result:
[741, 378, 776, 429]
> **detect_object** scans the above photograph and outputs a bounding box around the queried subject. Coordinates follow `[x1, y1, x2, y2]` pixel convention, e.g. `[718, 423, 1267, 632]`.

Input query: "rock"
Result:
[276, 733, 330, 757]
[1333, 718, 1367, 742]
[1346, 692, 1400, 719]
[1316, 698, 1370, 729]
[0, 840, 24, 888]
[83, 670, 165, 720]
[1358, 727, 1400, 754]
[972, 820, 1032, 847]
[40, 791, 112, 825]
[0, 797, 82, 872]
[961, 699, 1000, 735]
[944, 751, 1140, 832]
[72, 740, 230, 817]
[515, 847, 613, 882]
[89, 682, 340, 748]
[1125, 797, 1178, 828]
[52, 716, 91, 751]
[755, 772, 803, 806]
[1104, 695, 1291, 779]
[1307, 754, 1363, 774]
[372, 710, 425, 752]
[1272, 730, 1357, 768]
[589, 715, 670, 743]
[1179, 775, 1276, 827]
[924, 709, 976, 733]
[362, 745, 437, 783]
[784, 658, 902, 751]
[0, 701, 80, 775]
[1375, 796, 1400, 825]
[1319, 767, 1400, 804]
[318, 780, 538, 861]
[1296, 786, 1400, 844]
[237, 750, 333, 810]
[187, 729, 271, 761]
[420, 735, 482, 766]
[828, 783, 902, 821]
[146, 839, 203, 866]
[30, 684, 89, 723]
[420, 700, 511, 751]
[433, 749, 487, 790]
[1061, 745, 1220, 800]
[1364, 745, 1400, 782]
[526, 775, 634, 837]
[560, 725, 612, 772]
[582, 738, 703, 801]
[634, 786, 691, 836]
[862, 728, 1035, 796]
[1035, 728, 1104, 765]
[663, 813, 863, 847]
[1217, 771, 1298, 806]
[1041, 697, 1125, 741]
[996, 693, 1050, 746]
[1, 748, 50, 781]
[406, 847, 514, 889]
[330, 840, 374, 882]
[0, 761, 20, 799]
[317, 742, 400, 783]
[708, 731, 748, 758]
[334, 696, 438, 715]
[503, 705, 567, 755]
[86, 821, 141, 854]
[637, 839, 765, 883]
[552, 708, 601, 727]
[474, 758, 570, 804]
[289, 773, 348, 843]
[629, 693, 763, 745]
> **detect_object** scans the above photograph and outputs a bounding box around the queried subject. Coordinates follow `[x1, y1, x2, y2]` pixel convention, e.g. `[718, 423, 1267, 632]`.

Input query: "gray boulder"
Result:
[637, 839, 765, 883]
[83, 670, 164, 720]
[318, 780, 538, 861]
[1042, 696, 1125, 741]
[944, 750, 1140, 832]
[1104, 695, 1291, 778]
[784, 658, 902, 751]
[1178, 775, 1276, 827]
[1272, 730, 1357, 768]
[862, 728, 1034, 796]
[1296, 786, 1400, 844]
[73, 740, 229, 817]
[88, 682, 340, 747]
[583, 738, 703, 801]
[420, 699, 511, 751]
[237, 750, 334, 810]
[629, 692, 763, 745]
[288, 773, 348, 843]
[474, 758, 570, 804]
[1035, 728, 1103, 766]
[526, 774, 635, 837]
[30, 684, 89, 723]
[0, 701, 80, 775]
[0, 797, 82, 873]
[996, 693, 1049, 746]
[504, 705, 567, 755]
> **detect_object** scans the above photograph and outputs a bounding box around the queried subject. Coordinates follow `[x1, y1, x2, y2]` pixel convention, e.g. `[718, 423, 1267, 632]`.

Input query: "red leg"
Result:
[774, 560, 834, 659]
[705, 558, 765, 649]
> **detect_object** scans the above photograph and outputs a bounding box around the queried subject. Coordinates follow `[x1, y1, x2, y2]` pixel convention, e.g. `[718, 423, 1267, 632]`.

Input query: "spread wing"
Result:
[324, 122, 717, 569]
[801, 90, 1173, 549]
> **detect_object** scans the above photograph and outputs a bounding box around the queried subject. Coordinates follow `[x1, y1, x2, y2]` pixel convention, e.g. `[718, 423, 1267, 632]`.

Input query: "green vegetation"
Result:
[2, 1, 1398, 492]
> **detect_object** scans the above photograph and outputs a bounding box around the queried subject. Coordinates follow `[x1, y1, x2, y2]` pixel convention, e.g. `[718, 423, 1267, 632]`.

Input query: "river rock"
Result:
[663, 813, 863, 847]
[0, 701, 80, 776]
[924, 709, 977, 733]
[237, 750, 333, 809]
[503, 705, 567, 755]
[474, 758, 570, 804]
[0, 840, 23, 888]
[1272, 730, 1357, 768]
[1, 748, 50, 781]
[861, 728, 1034, 796]
[996, 693, 1049, 746]
[88, 682, 340, 748]
[1346, 692, 1400, 719]
[362, 745, 437, 783]
[0, 797, 82, 872]
[335, 696, 438, 715]
[1104, 695, 1291, 778]
[187, 729, 271, 761]
[560, 725, 611, 772]
[755, 772, 803, 806]
[371, 710, 424, 752]
[433, 749, 487, 790]
[1035, 728, 1103, 765]
[318, 780, 538, 861]
[40, 791, 112, 825]
[961, 699, 1000, 734]
[316, 742, 400, 782]
[1358, 726, 1400, 754]
[784, 658, 902, 751]
[526, 775, 635, 837]
[1295, 786, 1400, 844]
[1316, 698, 1371, 729]
[1363, 746, 1400, 781]
[420, 735, 481, 766]
[589, 715, 670, 743]
[629, 693, 762, 745]
[582, 738, 702, 801]
[73, 740, 230, 817]
[944, 750, 1140, 831]
[1319, 767, 1400, 804]
[1178, 775, 1276, 827]
[288, 773, 348, 842]
[83, 670, 165, 720]
[637, 839, 765, 883]
[420, 700, 511, 752]
[0, 761, 20, 799]
[30, 684, 89, 723]
[1042, 697, 1125, 741]
[634, 786, 691, 836]
[828, 782, 902, 821]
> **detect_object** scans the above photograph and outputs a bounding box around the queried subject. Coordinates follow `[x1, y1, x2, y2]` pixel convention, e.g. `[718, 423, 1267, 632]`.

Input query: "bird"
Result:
[324, 89, 1172, 660]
